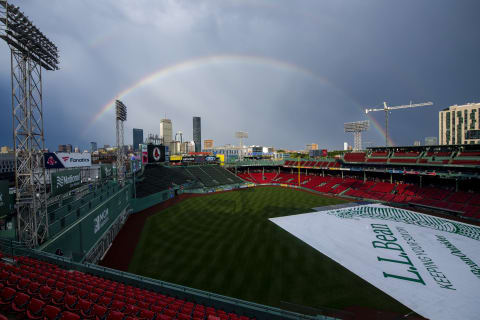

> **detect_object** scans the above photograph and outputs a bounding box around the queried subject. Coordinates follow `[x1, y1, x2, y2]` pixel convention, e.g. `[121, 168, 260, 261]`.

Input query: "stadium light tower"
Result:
[235, 131, 248, 160]
[365, 101, 433, 147]
[344, 121, 369, 151]
[115, 100, 127, 186]
[1, 0, 59, 247]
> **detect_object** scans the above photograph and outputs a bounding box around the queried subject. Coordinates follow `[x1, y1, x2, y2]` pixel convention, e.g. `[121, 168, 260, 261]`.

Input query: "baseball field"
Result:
[127, 187, 409, 314]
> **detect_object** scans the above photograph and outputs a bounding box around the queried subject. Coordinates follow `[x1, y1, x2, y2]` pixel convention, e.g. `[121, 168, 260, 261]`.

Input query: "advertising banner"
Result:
[0, 180, 10, 215]
[44, 152, 91, 169]
[170, 155, 183, 161]
[100, 164, 113, 179]
[141, 144, 148, 164]
[321, 149, 328, 157]
[182, 157, 195, 163]
[271, 204, 480, 320]
[51, 169, 82, 195]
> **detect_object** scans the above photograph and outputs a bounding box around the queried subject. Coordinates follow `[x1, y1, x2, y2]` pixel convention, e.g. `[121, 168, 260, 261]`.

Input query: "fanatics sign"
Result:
[44, 152, 91, 168]
[270, 204, 480, 320]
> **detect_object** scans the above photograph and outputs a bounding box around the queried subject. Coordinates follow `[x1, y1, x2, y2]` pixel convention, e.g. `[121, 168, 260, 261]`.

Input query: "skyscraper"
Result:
[133, 128, 143, 151]
[193, 116, 201, 152]
[204, 139, 214, 149]
[160, 119, 173, 146]
[90, 142, 97, 153]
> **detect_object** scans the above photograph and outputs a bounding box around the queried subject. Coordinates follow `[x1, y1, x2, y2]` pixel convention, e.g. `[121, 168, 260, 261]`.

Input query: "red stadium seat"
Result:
[106, 311, 124, 320]
[0, 287, 16, 308]
[0, 271, 9, 283]
[6, 274, 20, 287]
[123, 304, 140, 317]
[61, 311, 81, 320]
[43, 305, 61, 320]
[64, 293, 78, 312]
[51, 289, 64, 305]
[138, 309, 155, 320]
[17, 278, 31, 292]
[92, 304, 108, 320]
[25, 298, 45, 320]
[79, 299, 94, 318]
[110, 300, 125, 312]
[11, 292, 30, 313]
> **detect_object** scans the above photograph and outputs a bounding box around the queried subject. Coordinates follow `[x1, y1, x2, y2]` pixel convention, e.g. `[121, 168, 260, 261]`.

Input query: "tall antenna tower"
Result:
[115, 100, 127, 186]
[344, 121, 369, 151]
[1, 0, 59, 247]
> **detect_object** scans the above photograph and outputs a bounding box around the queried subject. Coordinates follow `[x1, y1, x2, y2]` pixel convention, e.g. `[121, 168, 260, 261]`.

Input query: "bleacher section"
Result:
[136, 166, 193, 198]
[339, 146, 480, 167]
[343, 152, 366, 163]
[238, 172, 480, 221]
[0, 255, 257, 320]
[136, 165, 243, 198]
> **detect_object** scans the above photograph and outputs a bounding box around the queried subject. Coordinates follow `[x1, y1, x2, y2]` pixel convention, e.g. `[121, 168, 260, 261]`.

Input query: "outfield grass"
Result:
[129, 186, 409, 314]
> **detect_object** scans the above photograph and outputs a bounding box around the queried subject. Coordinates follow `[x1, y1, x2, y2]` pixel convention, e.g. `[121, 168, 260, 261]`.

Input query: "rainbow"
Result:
[86, 55, 336, 127]
[366, 112, 396, 146]
[85, 54, 392, 145]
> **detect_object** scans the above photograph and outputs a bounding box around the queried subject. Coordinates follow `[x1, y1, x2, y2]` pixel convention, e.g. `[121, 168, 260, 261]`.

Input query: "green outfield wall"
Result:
[40, 182, 132, 262]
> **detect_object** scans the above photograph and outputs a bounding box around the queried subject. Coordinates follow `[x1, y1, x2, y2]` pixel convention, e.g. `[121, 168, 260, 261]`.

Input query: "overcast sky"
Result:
[1, 0, 479, 151]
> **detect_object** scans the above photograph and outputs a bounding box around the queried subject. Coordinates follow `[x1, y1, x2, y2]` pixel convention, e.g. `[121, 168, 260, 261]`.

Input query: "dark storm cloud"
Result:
[0, 0, 479, 151]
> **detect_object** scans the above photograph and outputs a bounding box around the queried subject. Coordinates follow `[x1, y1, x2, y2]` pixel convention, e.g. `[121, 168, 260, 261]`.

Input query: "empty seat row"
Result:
[0, 256, 254, 320]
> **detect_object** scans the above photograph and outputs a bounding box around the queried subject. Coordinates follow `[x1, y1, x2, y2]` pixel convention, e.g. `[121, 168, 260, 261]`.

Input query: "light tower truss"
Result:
[1, 0, 59, 247]
[115, 100, 127, 186]
[344, 120, 369, 151]
[235, 131, 248, 160]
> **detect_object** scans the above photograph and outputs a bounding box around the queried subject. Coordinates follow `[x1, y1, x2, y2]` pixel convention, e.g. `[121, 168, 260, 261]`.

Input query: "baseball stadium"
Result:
[1, 2, 480, 320]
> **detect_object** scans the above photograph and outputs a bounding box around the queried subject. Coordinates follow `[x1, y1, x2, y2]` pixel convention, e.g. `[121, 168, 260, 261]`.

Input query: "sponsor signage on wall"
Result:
[321, 149, 328, 157]
[44, 152, 91, 169]
[0, 180, 10, 215]
[93, 208, 109, 234]
[100, 164, 113, 179]
[271, 204, 480, 320]
[182, 157, 195, 163]
[51, 169, 81, 195]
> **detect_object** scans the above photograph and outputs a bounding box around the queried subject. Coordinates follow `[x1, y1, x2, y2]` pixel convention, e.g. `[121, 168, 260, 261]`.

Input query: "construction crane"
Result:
[365, 101, 434, 147]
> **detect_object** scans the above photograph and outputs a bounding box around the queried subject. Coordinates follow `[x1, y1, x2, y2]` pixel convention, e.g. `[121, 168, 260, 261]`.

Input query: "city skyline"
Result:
[0, 1, 479, 152]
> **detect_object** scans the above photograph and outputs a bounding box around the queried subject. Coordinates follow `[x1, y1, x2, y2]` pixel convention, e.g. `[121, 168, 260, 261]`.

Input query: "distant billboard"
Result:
[321, 149, 328, 157]
[141, 144, 148, 164]
[147, 145, 167, 163]
[51, 169, 81, 196]
[44, 152, 91, 169]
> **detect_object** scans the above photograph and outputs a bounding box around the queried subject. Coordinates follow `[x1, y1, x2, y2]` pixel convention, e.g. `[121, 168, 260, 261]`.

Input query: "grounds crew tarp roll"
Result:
[270, 204, 480, 320]
[51, 169, 81, 196]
